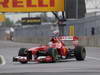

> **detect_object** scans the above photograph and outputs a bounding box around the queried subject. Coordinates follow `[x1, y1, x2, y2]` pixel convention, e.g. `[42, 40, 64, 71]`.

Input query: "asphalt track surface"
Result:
[0, 40, 100, 75]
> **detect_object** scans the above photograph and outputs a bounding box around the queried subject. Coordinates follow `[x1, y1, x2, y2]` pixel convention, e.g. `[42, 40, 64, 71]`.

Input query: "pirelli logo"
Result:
[0, 0, 64, 12]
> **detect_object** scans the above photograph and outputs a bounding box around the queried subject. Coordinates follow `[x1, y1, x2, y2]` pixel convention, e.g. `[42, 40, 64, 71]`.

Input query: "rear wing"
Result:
[58, 36, 79, 41]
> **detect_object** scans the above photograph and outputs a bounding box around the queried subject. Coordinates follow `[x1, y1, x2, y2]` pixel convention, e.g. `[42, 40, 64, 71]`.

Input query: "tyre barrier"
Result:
[0, 55, 6, 65]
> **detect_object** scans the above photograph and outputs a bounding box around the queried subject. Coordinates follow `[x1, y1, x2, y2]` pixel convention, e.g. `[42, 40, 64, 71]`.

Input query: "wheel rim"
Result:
[24, 49, 28, 55]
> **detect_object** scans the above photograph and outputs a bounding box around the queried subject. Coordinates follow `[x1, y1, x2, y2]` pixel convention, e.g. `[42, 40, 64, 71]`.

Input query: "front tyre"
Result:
[18, 48, 28, 56]
[47, 48, 59, 62]
[74, 46, 86, 61]
[18, 48, 28, 64]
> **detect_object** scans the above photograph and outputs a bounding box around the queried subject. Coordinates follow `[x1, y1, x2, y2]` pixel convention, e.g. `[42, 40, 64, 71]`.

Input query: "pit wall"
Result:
[13, 25, 56, 45]
[11, 24, 100, 47]
[0, 26, 100, 47]
[13, 35, 100, 47]
[12, 26, 100, 47]
[79, 36, 100, 47]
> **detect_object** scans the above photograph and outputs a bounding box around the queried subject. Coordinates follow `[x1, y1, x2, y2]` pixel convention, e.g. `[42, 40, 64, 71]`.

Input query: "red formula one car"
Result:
[13, 36, 86, 64]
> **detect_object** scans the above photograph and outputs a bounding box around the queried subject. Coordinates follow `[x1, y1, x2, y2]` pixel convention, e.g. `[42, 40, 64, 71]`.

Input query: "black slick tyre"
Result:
[18, 48, 28, 64]
[47, 48, 58, 62]
[18, 48, 28, 56]
[74, 46, 86, 61]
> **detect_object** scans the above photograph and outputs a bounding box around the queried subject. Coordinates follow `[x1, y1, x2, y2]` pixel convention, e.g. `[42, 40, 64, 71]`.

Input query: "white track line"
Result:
[86, 56, 100, 61]
[0, 55, 6, 65]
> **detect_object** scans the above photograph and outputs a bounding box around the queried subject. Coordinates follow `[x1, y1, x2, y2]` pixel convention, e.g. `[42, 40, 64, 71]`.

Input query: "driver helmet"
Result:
[52, 30, 59, 37]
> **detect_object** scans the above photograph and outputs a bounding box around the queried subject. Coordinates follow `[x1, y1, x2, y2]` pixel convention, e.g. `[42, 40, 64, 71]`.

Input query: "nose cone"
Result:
[0, 55, 6, 65]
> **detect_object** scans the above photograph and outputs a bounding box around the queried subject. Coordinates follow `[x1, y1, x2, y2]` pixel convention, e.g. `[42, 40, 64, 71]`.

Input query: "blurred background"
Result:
[0, 0, 100, 46]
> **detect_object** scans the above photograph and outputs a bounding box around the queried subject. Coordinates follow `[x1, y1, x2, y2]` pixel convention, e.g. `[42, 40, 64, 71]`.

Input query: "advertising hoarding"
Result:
[0, 0, 64, 12]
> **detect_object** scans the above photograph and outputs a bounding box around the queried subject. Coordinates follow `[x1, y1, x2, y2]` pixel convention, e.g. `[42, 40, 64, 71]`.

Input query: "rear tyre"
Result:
[47, 48, 58, 62]
[18, 48, 28, 64]
[74, 46, 86, 61]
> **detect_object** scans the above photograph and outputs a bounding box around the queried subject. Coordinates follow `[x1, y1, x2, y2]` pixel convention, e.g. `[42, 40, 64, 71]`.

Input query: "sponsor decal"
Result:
[0, 0, 64, 12]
